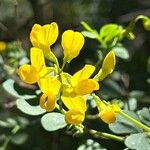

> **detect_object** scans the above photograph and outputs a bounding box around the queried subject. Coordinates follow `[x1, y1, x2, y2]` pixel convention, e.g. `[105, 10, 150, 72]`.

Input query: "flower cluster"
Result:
[18, 22, 121, 125]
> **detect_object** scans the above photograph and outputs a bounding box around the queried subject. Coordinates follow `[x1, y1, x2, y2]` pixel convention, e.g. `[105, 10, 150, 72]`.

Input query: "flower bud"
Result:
[143, 18, 150, 31]
[61, 30, 84, 63]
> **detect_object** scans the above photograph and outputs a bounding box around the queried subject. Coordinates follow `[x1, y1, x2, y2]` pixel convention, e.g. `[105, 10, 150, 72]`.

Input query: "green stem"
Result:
[119, 111, 150, 132]
[86, 114, 99, 120]
[1, 136, 10, 150]
[86, 128, 124, 142]
[0, 125, 20, 150]
[60, 59, 67, 72]
[124, 15, 148, 36]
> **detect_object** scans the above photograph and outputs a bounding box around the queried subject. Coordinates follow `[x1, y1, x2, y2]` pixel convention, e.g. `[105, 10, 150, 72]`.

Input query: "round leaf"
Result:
[113, 47, 129, 59]
[41, 112, 67, 131]
[2, 79, 36, 99]
[77, 139, 107, 150]
[11, 133, 28, 145]
[16, 99, 46, 116]
[109, 111, 142, 134]
[125, 133, 150, 150]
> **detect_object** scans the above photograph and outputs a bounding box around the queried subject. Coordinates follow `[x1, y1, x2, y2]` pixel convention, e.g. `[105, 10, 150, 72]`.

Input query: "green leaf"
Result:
[19, 57, 29, 65]
[16, 99, 46, 116]
[125, 133, 150, 150]
[77, 139, 107, 150]
[124, 98, 137, 111]
[109, 111, 142, 134]
[86, 95, 96, 108]
[41, 112, 67, 131]
[82, 31, 98, 39]
[138, 107, 150, 121]
[81, 21, 94, 32]
[129, 90, 144, 100]
[0, 118, 17, 128]
[2, 79, 36, 99]
[99, 24, 123, 44]
[11, 133, 28, 145]
[138, 107, 150, 126]
[113, 46, 129, 59]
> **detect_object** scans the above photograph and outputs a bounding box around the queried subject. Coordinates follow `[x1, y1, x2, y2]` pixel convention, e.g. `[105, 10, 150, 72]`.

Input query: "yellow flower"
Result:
[99, 104, 121, 124]
[95, 97, 121, 124]
[62, 64, 99, 97]
[30, 22, 58, 56]
[62, 96, 86, 125]
[38, 76, 61, 112]
[61, 30, 85, 63]
[94, 50, 116, 81]
[18, 47, 47, 84]
[61, 65, 99, 125]
[102, 51, 116, 74]
[0, 41, 7, 52]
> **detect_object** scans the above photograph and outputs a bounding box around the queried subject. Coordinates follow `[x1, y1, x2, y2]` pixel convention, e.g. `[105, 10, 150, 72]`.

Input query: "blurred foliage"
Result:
[0, 0, 150, 150]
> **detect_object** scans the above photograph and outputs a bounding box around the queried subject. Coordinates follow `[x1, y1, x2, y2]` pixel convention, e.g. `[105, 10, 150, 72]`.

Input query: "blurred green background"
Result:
[0, 0, 150, 150]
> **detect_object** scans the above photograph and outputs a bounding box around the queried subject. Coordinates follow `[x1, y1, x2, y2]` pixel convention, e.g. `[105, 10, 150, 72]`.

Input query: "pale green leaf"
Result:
[11, 133, 28, 145]
[99, 24, 123, 44]
[82, 31, 98, 39]
[77, 139, 107, 150]
[2, 79, 36, 99]
[109, 111, 142, 134]
[125, 133, 150, 150]
[41, 113, 67, 131]
[16, 99, 46, 116]
[81, 21, 94, 32]
[113, 46, 129, 59]
[138, 107, 150, 126]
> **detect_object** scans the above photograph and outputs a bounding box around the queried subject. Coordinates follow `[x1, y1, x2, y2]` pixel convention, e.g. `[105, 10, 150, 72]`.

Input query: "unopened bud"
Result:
[143, 18, 150, 31]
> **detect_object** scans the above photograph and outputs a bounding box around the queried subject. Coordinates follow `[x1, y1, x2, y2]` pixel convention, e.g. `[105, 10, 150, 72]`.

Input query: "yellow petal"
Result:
[17, 64, 39, 84]
[61, 96, 86, 112]
[30, 22, 58, 50]
[42, 23, 58, 46]
[102, 50, 116, 75]
[75, 79, 99, 95]
[40, 93, 56, 112]
[65, 109, 85, 125]
[62, 84, 75, 97]
[38, 76, 61, 95]
[112, 104, 122, 112]
[61, 30, 84, 62]
[30, 47, 47, 77]
[99, 105, 117, 124]
[98, 104, 121, 124]
[95, 97, 107, 112]
[30, 24, 42, 48]
[72, 64, 95, 86]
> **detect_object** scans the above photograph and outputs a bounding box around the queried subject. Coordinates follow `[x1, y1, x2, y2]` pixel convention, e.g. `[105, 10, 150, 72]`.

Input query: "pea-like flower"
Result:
[18, 47, 47, 84]
[61, 30, 85, 63]
[38, 76, 61, 112]
[62, 64, 99, 97]
[62, 96, 86, 125]
[96, 97, 121, 124]
[61, 64, 99, 125]
[30, 22, 58, 56]
[94, 50, 116, 81]
[99, 104, 121, 124]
